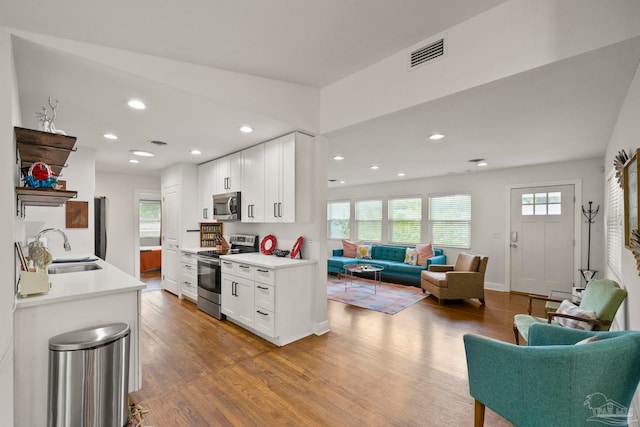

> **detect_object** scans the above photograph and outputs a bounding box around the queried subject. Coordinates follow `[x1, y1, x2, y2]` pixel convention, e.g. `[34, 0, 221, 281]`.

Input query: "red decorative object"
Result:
[291, 236, 304, 259]
[31, 161, 53, 180]
[260, 235, 277, 255]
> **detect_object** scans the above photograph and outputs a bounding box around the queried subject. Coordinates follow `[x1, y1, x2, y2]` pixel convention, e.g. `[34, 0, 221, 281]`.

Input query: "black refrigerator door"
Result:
[94, 196, 107, 260]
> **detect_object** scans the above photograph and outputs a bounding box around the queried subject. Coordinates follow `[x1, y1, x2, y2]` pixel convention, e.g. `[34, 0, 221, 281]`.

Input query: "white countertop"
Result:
[16, 257, 145, 309]
[219, 252, 317, 269]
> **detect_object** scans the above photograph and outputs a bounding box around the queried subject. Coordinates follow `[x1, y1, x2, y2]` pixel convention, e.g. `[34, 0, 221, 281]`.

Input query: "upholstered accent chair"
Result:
[513, 279, 627, 345]
[420, 252, 488, 305]
[464, 323, 640, 427]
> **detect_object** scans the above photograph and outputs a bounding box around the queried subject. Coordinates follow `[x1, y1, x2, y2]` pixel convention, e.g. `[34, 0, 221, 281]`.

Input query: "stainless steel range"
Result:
[196, 234, 259, 319]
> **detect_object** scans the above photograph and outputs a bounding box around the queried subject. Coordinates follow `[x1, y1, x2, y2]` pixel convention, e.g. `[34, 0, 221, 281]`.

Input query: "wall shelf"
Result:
[15, 187, 78, 207]
[14, 127, 78, 213]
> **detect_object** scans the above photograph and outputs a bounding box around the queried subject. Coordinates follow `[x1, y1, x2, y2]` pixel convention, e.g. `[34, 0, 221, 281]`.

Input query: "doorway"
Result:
[509, 184, 576, 295]
[136, 191, 162, 290]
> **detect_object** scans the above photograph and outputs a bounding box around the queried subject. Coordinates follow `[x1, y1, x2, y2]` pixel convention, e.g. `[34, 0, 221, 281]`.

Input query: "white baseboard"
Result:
[314, 320, 330, 336]
[484, 281, 506, 292]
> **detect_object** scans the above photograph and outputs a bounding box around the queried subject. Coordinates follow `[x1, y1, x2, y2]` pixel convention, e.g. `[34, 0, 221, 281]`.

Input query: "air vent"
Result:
[409, 38, 445, 69]
[149, 140, 168, 146]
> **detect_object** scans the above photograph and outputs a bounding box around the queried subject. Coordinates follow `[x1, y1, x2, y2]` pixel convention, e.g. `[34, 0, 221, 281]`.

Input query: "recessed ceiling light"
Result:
[429, 133, 445, 140]
[240, 126, 253, 133]
[333, 156, 344, 161]
[398, 172, 406, 177]
[103, 133, 118, 140]
[477, 161, 488, 167]
[190, 149, 202, 155]
[339, 181, 346, 184]
[370, 165, 380, 170]
[130, 150, 154, 157]
[127, 99, 146, 110]
[129, 159, 140, 164]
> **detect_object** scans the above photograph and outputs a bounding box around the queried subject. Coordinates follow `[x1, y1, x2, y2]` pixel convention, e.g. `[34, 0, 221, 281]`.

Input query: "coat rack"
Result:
[579, 201, 599, 287]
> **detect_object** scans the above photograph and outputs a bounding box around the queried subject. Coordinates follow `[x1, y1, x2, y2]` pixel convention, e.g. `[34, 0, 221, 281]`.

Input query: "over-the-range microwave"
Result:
[213, 192, 241, 221]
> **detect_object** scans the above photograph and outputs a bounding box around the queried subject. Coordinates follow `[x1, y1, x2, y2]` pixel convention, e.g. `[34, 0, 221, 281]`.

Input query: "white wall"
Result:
[604, 59, 640, 331]
[321, 0, 640, 132]
[24, 146, 95, 258]
[95, 171, 161, 276]
[0, 26, 20, 425]
[328, 158, 604, 290]
[603, 54, 640, 426]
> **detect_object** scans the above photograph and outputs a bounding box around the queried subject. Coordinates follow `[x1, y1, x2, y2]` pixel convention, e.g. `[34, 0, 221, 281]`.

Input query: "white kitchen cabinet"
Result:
[221, 269, 255, 328]
[197, 160, 215, 221]
[161, 163, 198, 297]
[264, 134, 295, 222]
[263, 132, 314, 223]
[214, 152, 242, 194]
[220, 254, 316, 346]
[241, 143, 265, 222]
[180, 250, 198, 301]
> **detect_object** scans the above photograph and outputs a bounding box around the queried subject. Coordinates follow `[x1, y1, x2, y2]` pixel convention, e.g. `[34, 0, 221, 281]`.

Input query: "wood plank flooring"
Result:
[131, 282, 543, 426]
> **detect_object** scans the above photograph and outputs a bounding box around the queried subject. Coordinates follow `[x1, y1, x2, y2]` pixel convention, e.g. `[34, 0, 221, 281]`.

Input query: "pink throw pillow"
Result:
[342, 240, 362, 258]
[416, 243, 435, 266]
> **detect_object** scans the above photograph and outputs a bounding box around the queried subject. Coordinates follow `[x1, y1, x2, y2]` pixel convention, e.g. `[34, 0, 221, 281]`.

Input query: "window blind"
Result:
[429, 194, 471, 248]
[356, 200, 382, 241]
[606, 174, 622, 276]
[389, 197, 422, 244]
[327, 201, 350, 239]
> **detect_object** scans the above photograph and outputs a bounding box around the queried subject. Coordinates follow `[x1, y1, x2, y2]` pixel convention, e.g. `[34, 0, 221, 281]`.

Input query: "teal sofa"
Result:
[328, 245, 446, 286]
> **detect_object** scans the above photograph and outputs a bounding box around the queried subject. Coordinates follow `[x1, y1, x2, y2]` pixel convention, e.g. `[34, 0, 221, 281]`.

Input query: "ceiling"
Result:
[3, 1, 640, 186]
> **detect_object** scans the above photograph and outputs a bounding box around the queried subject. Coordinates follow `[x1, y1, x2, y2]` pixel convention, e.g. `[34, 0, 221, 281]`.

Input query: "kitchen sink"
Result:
[48, 263, 102, 274]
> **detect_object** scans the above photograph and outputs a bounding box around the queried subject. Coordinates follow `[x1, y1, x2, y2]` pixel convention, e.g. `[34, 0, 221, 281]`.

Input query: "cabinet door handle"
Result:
[278, 202, 282, 217]
[203, 208, 208, 219]
[256, 269, 269, 273]
[184, 281, 191, 285]
[273, 203, 278, 217]
[232, 281, 237, 296]
[257, 285, 269, 290]
[256, 310, 269, 316]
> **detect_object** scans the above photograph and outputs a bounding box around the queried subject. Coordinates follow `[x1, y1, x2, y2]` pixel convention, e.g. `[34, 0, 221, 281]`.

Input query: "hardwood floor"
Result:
[131, 283, 542, 426]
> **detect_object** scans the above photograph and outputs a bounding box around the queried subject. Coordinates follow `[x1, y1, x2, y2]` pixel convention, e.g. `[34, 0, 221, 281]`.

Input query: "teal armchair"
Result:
[513, 279, 627, 344]
[464, 323, 640, 427]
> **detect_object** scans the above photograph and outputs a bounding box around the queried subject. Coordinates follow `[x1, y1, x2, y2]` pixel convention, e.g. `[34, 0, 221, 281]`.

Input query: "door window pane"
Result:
[522, 191, 561, 216]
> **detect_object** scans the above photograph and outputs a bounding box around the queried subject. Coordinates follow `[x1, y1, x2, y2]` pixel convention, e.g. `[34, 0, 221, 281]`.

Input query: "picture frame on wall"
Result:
[623, 149, 639, 248]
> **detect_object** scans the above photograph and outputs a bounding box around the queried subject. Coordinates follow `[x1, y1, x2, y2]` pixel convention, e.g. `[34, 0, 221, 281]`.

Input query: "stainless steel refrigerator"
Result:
[94, 196, 107, 260]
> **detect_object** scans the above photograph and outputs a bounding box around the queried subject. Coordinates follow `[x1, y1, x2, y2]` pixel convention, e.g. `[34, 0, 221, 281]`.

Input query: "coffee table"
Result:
[342, 264, 384, 294]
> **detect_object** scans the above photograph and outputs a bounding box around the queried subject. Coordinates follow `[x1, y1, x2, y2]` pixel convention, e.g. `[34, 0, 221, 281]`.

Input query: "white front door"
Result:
[161, 183, 180, 295]
[510, 185, 575, 295]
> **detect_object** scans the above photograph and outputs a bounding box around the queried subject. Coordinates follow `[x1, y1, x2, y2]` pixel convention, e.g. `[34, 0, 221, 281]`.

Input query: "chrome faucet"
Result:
[36, 228, 71, 251]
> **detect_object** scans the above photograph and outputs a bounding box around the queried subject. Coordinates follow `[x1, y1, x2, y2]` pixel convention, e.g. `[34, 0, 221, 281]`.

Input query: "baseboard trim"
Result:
[484, 281, 506, 292]
[314, 320, 330, 336]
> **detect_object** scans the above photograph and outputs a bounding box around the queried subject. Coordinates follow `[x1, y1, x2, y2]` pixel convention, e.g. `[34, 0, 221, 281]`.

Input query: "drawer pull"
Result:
[256, 310, 269, 316]
[239, 265, 250, 269]
[257, 285, 269, 290]
[223, 261, 232, 266]
[257, 269, 269, 273]
[184, 281, 191, 285]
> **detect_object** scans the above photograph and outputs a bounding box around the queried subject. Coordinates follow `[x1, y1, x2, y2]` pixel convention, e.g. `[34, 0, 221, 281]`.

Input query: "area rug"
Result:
[327, 277, 427, 314]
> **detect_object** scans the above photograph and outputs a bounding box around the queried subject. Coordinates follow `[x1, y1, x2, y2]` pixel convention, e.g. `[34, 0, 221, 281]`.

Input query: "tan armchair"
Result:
[421, 252, 488, 305]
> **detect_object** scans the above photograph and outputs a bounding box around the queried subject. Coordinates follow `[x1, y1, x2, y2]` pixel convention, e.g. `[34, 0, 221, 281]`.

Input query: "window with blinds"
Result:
[139, 200, 161, 239]
[327, 201, 350, 239]
[428, 193, 471, 248]
[388, 197, 422, 244]
[606, 174, 622, 276]
[355, 199, 382, 241]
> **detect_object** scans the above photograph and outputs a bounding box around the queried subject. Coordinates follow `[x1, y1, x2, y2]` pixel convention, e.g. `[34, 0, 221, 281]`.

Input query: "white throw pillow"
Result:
[404, 248, 417, 265]
[555, 300, 597, 331]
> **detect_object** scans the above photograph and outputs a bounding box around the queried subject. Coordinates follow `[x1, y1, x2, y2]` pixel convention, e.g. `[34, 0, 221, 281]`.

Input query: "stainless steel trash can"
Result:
[47, 323, 131, 427]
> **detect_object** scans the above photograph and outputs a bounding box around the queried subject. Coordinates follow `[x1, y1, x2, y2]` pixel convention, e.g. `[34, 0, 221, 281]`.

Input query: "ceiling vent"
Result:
[409, 37, 446, 70]
[149, 140, 168, 146]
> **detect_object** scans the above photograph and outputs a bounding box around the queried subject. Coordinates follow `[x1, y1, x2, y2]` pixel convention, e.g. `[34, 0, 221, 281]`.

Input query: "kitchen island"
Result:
[14, 257, 145, 427]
